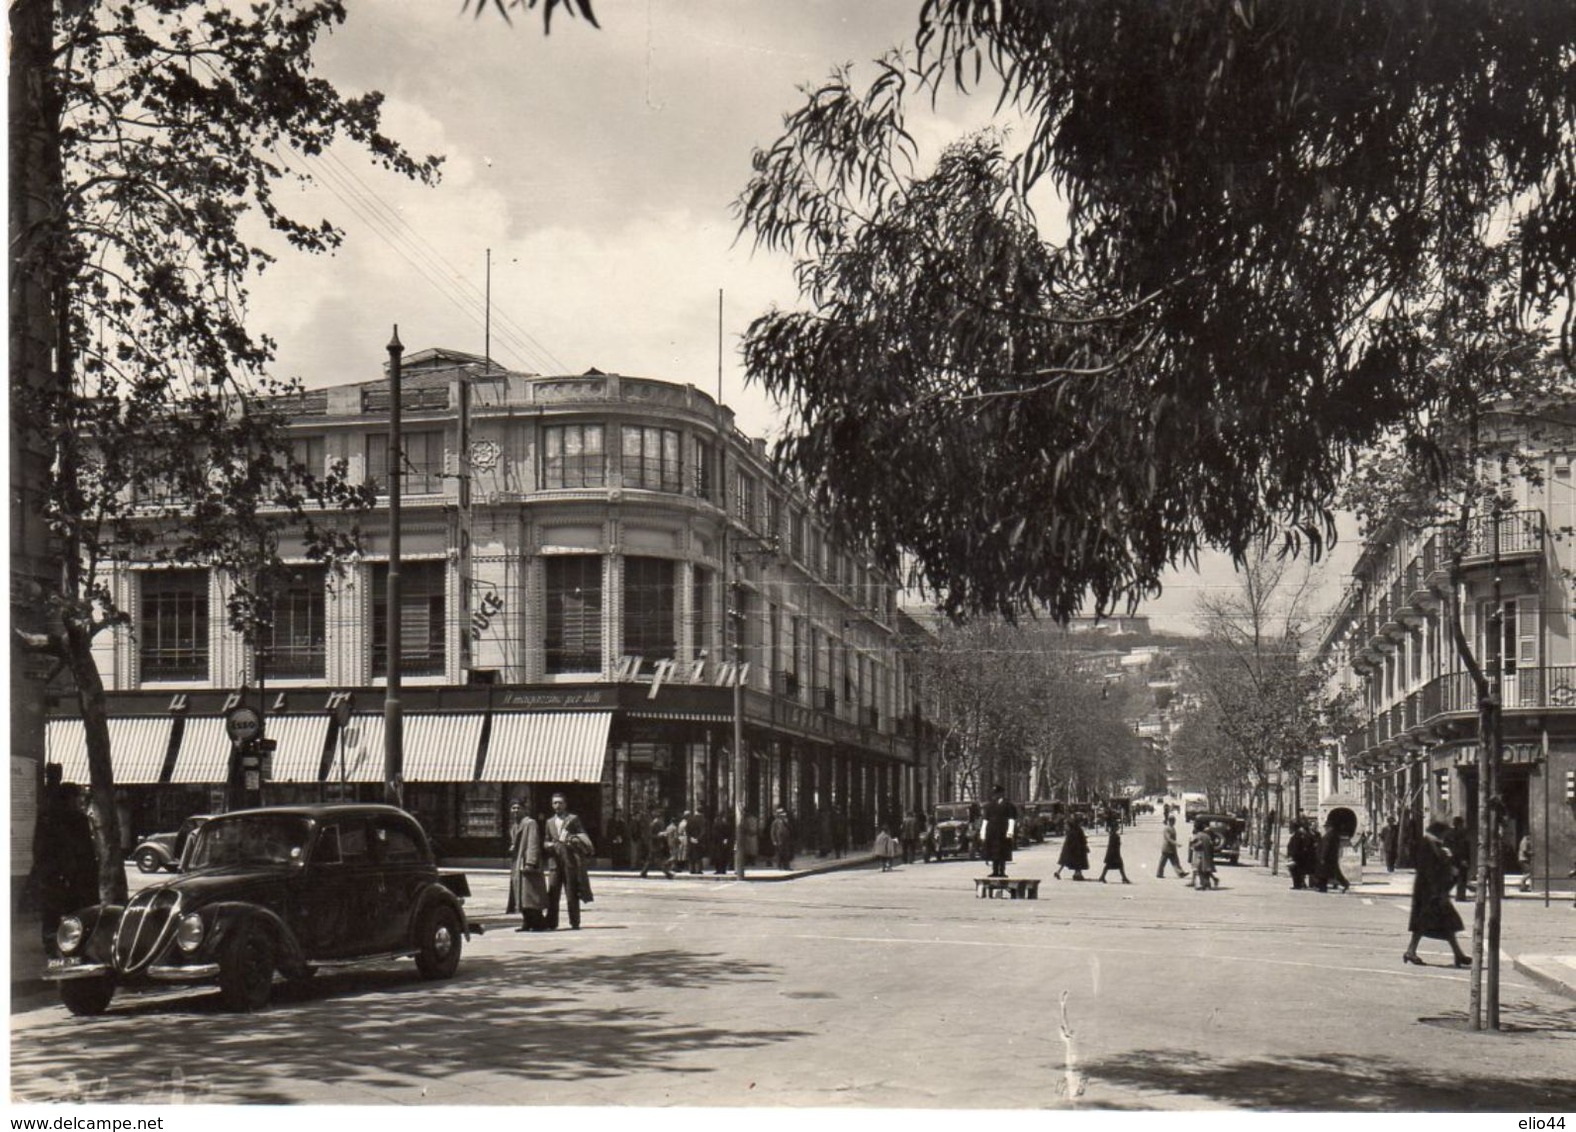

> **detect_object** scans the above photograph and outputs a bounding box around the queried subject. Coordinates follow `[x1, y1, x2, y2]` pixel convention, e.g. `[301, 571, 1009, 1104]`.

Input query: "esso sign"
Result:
[225, 705, 263, 745]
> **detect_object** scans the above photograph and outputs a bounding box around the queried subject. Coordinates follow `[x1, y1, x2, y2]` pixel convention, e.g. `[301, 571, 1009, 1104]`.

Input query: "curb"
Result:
[1512, 955, 1576, 1001]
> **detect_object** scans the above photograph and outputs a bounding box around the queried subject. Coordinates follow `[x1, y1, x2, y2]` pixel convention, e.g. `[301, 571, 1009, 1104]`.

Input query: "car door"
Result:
[299, 818, 378, 959]
[368, 815, 427, 952]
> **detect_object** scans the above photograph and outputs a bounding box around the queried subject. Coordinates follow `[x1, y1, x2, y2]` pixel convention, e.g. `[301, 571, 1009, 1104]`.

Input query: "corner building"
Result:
[48, 350, 930, 860]
[1315, 406, 1576, 891]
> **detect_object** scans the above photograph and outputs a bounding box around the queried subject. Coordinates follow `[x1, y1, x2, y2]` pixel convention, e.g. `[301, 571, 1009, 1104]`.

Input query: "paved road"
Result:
[11, 820, 1576, 1110]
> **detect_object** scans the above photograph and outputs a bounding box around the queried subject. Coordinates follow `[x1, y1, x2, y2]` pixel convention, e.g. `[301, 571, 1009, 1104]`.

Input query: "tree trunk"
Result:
[63, 618, 127, 904]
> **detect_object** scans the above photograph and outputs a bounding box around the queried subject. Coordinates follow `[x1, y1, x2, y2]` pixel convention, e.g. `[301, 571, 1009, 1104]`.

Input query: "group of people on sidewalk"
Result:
[618, 807, 797, 877]
[506, 793, 595, 932]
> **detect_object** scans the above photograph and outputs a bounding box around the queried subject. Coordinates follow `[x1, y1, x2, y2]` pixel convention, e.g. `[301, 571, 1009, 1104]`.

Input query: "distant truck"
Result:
[1182, 792, 1208, 821]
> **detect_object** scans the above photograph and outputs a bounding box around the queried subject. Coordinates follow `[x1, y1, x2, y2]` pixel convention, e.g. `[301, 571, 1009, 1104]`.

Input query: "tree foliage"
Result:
[913, 619, 1145, 801]
[737, 0, 1576, 622]
[10, 0, 437, 901]
[1182, 551, 1359, 818]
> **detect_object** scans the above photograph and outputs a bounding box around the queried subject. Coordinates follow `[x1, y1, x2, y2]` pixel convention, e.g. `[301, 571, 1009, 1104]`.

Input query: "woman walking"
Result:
[1098, 822, 1131, 884]
[1055, 815, 1090, 881]
[1403, 817, 1471, 967]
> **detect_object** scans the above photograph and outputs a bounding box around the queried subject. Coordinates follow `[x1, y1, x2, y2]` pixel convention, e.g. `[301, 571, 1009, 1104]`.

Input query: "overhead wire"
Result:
[311, 149, 570, 374]
[272, 144, 568, 376]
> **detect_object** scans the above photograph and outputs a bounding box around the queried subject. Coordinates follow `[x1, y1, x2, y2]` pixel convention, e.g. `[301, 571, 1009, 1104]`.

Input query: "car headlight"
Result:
[57, 916, 84, 955]
[175, 912, 204, 953]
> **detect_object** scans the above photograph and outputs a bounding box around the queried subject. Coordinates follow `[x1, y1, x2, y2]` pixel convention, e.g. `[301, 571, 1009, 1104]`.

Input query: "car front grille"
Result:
[114, 888, 182, 974]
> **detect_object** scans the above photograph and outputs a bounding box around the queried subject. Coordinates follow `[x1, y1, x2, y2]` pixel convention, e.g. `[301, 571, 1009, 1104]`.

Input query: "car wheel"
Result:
[415, 904, 462, 980]
[60, 974, 115, 1016]
[136, 850, 163, 874]
[218, 924, 276, 1012]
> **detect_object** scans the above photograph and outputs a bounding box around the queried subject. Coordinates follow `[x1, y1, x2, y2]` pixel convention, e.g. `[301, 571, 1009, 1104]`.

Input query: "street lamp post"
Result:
[383, 326, 404, 809]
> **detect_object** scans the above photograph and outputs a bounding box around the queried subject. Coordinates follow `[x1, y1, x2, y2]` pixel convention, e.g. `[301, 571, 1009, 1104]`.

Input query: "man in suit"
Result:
[544, 792, 594, 930]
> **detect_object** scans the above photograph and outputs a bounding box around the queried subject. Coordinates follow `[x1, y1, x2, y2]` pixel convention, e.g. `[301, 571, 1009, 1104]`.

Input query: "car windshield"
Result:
[186, 815, 311, 868]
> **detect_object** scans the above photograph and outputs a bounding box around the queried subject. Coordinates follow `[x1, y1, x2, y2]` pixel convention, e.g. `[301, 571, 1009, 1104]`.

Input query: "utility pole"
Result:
[383, 326, 404, 809]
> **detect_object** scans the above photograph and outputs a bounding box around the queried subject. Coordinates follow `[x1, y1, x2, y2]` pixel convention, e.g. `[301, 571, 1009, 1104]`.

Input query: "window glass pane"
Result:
[545, 555, 603, 673]
[139, 569, 209, 681]
[371, 561, 446, 677]
[662, 431, 682, 492]
[267, 565, 326, 679]
[366, 434, 389, 491]
[623, 557, 676, 660]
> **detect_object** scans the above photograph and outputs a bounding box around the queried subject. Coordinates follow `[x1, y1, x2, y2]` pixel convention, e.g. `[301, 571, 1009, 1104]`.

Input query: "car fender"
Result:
[70, 905, 124, 965]
[200, 901, 306, 970]
[131, 841, 173, 867]
[408, 883, 470, 942]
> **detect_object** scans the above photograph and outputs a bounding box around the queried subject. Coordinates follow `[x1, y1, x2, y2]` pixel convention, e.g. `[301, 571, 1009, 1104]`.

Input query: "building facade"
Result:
[1316, 414, 1576, 888]
[46, 350, 931, 860]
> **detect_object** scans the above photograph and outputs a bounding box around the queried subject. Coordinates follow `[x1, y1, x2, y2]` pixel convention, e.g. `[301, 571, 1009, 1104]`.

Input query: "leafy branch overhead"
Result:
[10, 0, 442, 899]
[737, 0, 1576, 623]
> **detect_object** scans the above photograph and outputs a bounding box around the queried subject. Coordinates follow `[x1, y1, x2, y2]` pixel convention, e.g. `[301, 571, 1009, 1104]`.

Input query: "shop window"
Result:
[371, 560, 447, 677]
[624, 557, 677, 661]
[139, 569, 209, 681]
[545, 555, 603, 674]
[543, 424, 605, 489]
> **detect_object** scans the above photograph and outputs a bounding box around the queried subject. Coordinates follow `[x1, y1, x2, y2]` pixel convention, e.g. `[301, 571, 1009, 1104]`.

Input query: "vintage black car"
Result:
[1025, 801, 1067, 838]
[1193, 813, 1247, 866]
[927, 802, 978, 859]
[46, 804, 473, 1015]
[131, 814, 211, 873]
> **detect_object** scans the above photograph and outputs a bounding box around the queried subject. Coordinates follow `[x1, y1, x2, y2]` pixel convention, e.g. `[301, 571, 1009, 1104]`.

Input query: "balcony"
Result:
[1461, 510, 1545, 565]
[1342, 663, 1576, 763]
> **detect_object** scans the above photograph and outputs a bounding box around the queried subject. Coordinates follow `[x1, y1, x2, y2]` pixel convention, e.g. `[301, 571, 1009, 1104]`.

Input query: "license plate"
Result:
[46, 957, 81, 970]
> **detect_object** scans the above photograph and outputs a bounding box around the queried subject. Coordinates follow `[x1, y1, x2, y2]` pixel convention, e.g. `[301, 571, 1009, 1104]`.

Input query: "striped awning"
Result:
[622, 711, 732, 723]
[482, 711, 612, 783]
[327, 715, 386, 784]
[170, 717, 232, 785]
[45, 720, 90, 785]
[403, 714, 484, 783]
[266, 715, 333, 784]
[45, 718, 173, 785]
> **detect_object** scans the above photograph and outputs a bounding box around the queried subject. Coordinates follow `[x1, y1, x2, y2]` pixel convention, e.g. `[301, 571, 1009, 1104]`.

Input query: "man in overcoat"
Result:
[510, 800, 548, 931]
[686, 809, 707, 874]
[711, 808, 734, 875]
[770, 808, 794, 870]
[981, 785, 1017, 878]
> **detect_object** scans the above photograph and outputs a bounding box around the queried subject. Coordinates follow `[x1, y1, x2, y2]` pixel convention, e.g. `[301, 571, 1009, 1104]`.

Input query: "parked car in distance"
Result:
[928, 802, 978, 859]
[1193, 813, 1247, 865]
[46, 803, 474, 1016]
[131, 814, 212, 873]
[1024, 801, 1066, 839]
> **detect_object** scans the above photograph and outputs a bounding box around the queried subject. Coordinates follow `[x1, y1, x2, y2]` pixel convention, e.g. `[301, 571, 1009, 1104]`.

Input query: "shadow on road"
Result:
[1084, 1006, 1576, 1112]
[12, 948, 809, 1105]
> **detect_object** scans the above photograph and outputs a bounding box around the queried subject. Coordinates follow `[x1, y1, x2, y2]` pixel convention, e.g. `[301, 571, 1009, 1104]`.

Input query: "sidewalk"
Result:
[1248, 859, 1576, 1001]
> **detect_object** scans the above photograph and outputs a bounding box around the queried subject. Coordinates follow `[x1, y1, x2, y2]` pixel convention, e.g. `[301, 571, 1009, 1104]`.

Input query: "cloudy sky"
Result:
[246, 0, 1357, 632]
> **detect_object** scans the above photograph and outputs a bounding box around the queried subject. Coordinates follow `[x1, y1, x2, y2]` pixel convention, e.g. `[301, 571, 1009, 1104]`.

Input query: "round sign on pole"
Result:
[226, 705, 263, 744]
